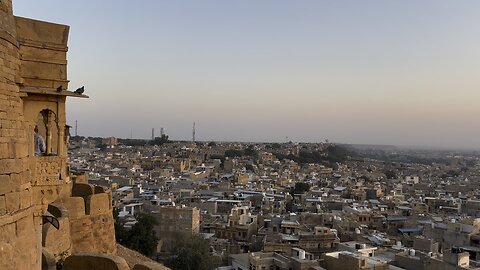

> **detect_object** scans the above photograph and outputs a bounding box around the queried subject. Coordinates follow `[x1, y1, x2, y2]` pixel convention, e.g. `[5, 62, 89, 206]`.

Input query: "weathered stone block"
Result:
[9, 172, 19, 183]
[86, 193, 110, 215]
[9, 141, 26, 158]
[13, 219, 37, 270]
[5, 191, 20, 213]
[15, 214, 32, 237]
[0, 195, 6, 215]
[20, 61, 67, 82]
[0, 174, 17, 195]
[62, 197, 85, 218]
[0, 222, 15, 242]
[19, 188, 31, 209]
[0, 142, 8, 158]
[15, 16, 69, 46]
[42, 217, 71, 255]
[0, 242, 13, 270]
[72, 183, 93, 198]
[20, 170, 30, 185]
[19, 45, 67, 64]
[32, 186, 43, 204]
[69, 213, 116, 255]
[0, 158, 22, 174]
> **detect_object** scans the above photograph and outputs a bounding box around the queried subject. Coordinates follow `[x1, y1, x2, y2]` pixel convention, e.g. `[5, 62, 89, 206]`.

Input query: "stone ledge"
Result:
[0, 205, 32, 227]
[0, 29, 19, 48]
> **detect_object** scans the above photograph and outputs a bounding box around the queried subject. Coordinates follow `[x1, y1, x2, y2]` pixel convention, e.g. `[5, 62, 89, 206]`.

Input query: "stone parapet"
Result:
[62, 183, 117, 255]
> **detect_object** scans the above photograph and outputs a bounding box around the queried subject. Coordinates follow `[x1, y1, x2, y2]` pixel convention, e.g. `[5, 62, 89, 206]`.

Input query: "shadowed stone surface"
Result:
[63, 253, 130, 270]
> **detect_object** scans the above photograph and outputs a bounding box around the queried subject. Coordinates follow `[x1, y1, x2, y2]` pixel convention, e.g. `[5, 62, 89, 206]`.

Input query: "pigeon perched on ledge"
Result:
[56, 85, 63, 92]
[74, 86, 84, 94]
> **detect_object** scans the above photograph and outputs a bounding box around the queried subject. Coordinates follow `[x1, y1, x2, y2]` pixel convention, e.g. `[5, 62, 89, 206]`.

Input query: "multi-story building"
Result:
[215, 205, 258, 243]
[229, 248, 320, 270]
[150, 205, 200, 252]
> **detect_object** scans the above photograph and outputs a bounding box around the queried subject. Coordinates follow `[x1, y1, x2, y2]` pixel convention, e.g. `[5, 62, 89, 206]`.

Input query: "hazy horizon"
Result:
[14, 1, 480, 149]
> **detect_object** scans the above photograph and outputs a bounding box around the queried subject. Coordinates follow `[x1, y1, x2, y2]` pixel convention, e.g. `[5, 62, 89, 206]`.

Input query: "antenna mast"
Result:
[192, 122, 196, 143]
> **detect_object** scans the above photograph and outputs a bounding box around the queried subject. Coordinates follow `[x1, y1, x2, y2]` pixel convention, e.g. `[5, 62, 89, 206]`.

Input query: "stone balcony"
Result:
[33, 155, 67, 186]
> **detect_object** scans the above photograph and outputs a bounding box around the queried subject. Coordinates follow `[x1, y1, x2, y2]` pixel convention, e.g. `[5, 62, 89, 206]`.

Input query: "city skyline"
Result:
[14, 0, 480, 149]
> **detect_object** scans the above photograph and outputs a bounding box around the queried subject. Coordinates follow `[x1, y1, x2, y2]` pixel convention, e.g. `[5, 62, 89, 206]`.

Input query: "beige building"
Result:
[150, 205, 200, 252]
[423, 218, 480, 251]
[321, 251, 390, 270]
[394, 248, 479, 270]
[103, 137, 118, 147]
[247, 248, 320, 270]
[259, 152, 275, 163]
[264, 226, 339, 257]
[215, 205, 258, 243]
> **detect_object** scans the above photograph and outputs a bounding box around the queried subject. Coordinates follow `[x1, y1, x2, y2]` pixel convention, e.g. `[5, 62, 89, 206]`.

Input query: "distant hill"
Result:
[341, 144, 398, 151]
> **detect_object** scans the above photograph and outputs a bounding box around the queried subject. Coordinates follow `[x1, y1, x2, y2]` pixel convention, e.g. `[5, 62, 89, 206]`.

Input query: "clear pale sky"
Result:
[13, 1, 480, 149]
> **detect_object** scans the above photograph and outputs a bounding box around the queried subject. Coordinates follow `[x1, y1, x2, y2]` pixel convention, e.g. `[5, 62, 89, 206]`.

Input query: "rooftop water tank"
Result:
[299, 249, 306, 260]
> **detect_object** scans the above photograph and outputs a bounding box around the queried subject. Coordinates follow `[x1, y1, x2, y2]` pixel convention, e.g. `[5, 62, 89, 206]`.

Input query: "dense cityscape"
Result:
[70, 135, 480, 270]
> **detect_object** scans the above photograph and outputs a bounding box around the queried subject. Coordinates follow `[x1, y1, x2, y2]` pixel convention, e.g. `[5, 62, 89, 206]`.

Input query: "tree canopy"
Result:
[274, 144, 353, 166]
[164, 233, 221, 270]
[114, 211, 159, 257]
[384, 170, 397, 179]
[291, 182, 310, 194]
[148, 134, 170, 146]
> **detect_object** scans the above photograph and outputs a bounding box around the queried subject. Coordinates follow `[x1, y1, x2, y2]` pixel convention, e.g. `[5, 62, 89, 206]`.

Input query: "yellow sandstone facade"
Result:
[1, 1, 40, 268]
[0, 1, 168, 269]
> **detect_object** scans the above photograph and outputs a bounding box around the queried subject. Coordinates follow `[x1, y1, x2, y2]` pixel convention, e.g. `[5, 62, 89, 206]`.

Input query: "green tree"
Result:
[244, 145, 258, 158]
[114, 211, 159, 257]
[270, 143, 281, 149]
[165, 233, 221, 270]
[358, 175, 370, 182]
[114, 209, 127, 243]
[291, 182, 310, 194]
[127, 213, 159, 256]
[244, 164, 255, 172]
[210, 154, 224, 161]
[225, 149, 244, 158]
[149, 134, 170, 145]
[441, 170, 460, 179]
[275, 144, 354, 165]
[384, 170, 397, 179]
[325, 144, 351, 163]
